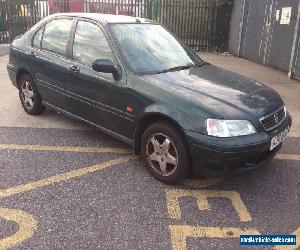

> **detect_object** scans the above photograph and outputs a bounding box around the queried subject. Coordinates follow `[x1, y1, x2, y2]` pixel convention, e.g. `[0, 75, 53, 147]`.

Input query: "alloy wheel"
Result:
[21, 80, 34, 109]
[145, 133, 178, 177]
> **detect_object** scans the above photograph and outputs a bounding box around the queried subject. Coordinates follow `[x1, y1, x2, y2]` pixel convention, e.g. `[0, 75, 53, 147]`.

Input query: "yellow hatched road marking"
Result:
[0, 144, 131, 154]
[0, 154, 138, 249]
[275, 154, 300, 161]
[166, 189, 252, 222]
[0, 208, 37, 250]
[0, 154, 138, 199]
[169, 225, 259, 250]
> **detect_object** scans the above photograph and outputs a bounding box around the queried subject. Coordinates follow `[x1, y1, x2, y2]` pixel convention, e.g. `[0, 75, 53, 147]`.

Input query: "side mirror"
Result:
[92, 58, 120, 80]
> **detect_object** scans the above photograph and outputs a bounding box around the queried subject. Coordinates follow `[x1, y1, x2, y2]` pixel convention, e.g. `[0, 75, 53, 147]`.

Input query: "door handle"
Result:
[68, 65, 80, 73]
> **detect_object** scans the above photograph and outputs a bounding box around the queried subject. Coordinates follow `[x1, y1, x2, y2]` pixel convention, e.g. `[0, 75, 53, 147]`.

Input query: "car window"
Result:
[73, 21, 114, 65]
[110, 24, 202, 75]
[32, 27, 43, 49]
[42, 19, 73, 56]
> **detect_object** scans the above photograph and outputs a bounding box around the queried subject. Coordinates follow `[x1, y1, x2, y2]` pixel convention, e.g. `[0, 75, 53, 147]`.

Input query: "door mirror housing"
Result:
[92, 59, 121, 80]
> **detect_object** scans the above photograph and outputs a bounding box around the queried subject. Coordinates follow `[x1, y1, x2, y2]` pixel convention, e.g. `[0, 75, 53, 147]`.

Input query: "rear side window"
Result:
[42, 19, 73, 56]
[73, 21, 114, 65]
[32, 28, 43, 48]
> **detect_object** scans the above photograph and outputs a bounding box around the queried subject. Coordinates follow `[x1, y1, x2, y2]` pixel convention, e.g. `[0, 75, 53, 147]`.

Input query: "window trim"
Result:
[31, 16, 75, 59]
[69, 18, 118, 68]
[29, 15, 127, 83]
[31, 26, 44, 49]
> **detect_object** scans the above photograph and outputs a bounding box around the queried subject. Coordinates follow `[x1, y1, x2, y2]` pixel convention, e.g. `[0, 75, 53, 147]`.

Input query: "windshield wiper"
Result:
[193, 61, 209, 68]
[155, 62, 208, 74]
[156, 65, 193, 74]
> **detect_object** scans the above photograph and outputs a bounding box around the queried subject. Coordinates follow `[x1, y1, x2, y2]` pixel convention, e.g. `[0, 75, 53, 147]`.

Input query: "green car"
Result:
[7, 13, 292, 183]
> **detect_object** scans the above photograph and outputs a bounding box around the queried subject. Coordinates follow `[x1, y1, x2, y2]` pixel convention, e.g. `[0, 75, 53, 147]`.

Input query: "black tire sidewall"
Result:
[141, 122, 190, 184]
[18, 74, 44, 115]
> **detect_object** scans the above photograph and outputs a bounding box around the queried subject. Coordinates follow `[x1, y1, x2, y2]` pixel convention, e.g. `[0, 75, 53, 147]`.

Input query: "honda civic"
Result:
[7, 13, 292, 183]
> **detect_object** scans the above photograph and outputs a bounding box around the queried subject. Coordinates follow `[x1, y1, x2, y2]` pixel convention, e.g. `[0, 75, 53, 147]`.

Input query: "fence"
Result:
[0, 0, 233, 52]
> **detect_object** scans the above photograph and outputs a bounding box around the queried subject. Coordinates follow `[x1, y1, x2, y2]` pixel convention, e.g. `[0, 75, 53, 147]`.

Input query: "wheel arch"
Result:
[134, 111, 188, 154]
[16, 68, 30, 86]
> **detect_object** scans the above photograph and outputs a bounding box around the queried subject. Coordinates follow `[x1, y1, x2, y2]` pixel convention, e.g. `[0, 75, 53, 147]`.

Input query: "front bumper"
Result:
[186, 113, 292, 177]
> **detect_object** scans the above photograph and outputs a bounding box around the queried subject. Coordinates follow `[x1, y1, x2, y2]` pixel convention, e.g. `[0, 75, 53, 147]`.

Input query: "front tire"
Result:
[18, 74, 45, 115]
[141, 122, 190, 184]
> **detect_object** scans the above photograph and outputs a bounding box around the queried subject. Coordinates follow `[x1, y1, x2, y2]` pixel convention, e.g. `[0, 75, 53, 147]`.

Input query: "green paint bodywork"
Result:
[7, 14, 289, 175]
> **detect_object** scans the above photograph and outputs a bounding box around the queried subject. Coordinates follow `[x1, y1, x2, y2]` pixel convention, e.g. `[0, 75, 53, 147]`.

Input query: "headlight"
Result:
[206, 119, 256, 137]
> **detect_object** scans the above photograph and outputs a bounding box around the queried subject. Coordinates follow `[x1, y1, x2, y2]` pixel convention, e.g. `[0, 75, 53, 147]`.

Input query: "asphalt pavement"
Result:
[0, 53, 299, 250]
[0, 127, 299, 249]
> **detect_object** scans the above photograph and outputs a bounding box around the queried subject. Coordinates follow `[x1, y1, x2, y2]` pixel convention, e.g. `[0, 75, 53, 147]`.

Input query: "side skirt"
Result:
[42, 101, 134, 147]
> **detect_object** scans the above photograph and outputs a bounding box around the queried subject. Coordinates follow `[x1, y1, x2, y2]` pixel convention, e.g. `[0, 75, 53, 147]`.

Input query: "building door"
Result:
[240, 0, 299, 73]
[240, 0, 271, 64]
[267, 0, 299, 72]
[291, 30, 300, 79]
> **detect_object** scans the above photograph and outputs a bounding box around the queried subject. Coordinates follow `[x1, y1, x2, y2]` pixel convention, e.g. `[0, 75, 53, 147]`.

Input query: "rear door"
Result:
[27, 17, 74, 109]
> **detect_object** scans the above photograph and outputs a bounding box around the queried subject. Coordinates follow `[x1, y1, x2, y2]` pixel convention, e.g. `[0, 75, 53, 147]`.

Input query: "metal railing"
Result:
[0, 0, 233, 52]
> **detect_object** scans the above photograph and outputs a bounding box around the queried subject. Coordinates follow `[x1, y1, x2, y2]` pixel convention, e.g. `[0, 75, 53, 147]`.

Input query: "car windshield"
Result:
[109, 23, 203, 75]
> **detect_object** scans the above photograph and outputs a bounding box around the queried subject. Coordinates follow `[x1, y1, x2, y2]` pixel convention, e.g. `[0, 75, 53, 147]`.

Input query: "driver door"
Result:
[65, 19, 132, 139]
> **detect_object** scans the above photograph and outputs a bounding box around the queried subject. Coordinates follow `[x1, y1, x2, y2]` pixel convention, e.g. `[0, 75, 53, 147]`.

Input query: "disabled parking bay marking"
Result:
[166, 189, 257, 250]
[0, 208, 37, 250]
[166, 153, 300, 250]
[0, 143, 299, 249]
[166, 189, 252, 222]
[0, 144, 138, 249]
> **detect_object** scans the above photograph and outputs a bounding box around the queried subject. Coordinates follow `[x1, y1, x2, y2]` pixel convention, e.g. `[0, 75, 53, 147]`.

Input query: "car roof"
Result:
[50, 13, 156, 25]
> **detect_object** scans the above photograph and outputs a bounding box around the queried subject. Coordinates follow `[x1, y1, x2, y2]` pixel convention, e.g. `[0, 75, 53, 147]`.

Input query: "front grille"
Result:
[260, 106, 286, 131]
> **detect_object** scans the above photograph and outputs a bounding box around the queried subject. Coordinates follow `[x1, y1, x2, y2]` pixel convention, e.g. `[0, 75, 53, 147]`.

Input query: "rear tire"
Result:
[141, 121, 190, 184]
[18, 74, 45, 115]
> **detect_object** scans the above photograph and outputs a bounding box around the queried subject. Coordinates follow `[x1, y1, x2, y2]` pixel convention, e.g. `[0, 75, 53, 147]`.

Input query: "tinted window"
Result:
[33, 28, 43, 48]
[42, 19, 73, 56]
[73, 21, 114, 65]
